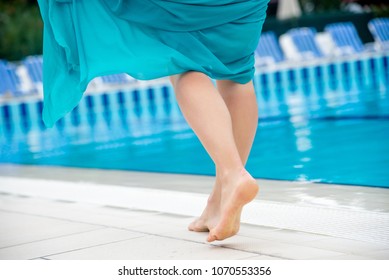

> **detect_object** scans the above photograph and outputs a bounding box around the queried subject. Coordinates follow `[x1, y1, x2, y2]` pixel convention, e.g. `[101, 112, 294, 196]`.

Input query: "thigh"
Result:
[216, 79, 254, 94]
[170, 71, 210, 87]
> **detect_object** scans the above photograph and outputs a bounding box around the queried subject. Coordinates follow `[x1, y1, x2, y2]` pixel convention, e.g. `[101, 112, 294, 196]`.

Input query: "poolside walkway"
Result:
[0, 164, 388, 260]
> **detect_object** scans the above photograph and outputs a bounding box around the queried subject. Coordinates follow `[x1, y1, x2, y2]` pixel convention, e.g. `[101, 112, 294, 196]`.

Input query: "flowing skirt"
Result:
[38, 0, 270, 127]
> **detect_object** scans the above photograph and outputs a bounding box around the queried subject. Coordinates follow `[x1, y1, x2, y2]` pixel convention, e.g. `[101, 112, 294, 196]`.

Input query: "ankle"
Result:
[219, 166, 246, 183]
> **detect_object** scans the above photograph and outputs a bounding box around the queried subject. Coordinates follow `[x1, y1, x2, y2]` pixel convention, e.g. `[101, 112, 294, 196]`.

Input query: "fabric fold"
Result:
[37, 0, 269, 127]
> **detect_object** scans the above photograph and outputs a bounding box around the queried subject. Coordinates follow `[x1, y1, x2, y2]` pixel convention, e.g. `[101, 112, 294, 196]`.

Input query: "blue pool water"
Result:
[1, 55, 389, 187]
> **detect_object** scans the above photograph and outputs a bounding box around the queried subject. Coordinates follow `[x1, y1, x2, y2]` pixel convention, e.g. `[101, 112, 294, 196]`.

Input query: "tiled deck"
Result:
[0, 164, 388, 260]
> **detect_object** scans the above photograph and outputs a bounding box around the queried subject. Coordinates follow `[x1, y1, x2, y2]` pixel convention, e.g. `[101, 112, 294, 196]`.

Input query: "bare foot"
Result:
[207, 168, 258, 242]
[188, 203, 219, 232]
[188, 183, 221, 232]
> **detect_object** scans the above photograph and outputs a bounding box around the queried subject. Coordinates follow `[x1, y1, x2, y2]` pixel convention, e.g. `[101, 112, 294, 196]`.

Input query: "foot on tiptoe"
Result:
[207, 168, 259, 242]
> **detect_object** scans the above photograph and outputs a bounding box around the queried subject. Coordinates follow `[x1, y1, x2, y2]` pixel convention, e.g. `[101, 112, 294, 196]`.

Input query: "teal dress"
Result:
[38, 0, 270, 127]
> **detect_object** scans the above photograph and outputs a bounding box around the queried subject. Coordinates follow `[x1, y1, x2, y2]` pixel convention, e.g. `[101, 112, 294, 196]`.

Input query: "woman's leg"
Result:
[170, 72, 259, 242]
[216, 79, 259, 165]
[187, 80, 259, 232]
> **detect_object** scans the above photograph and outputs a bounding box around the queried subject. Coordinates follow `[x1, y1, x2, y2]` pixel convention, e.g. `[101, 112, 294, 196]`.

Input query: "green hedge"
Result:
[0, 1, 43, 61]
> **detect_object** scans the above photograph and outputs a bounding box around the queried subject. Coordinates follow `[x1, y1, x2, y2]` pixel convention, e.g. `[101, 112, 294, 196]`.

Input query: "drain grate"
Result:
[244, 200, 389, 245]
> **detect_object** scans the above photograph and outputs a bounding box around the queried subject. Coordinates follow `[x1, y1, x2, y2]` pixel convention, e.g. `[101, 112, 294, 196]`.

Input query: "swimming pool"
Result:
[1, 53, 389, 187]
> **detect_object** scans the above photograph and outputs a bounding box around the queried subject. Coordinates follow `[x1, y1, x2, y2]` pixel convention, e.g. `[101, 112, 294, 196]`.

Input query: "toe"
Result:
[207, 233, 217, 242]
[188, 221, 196, 231]
[188, 219, 209, 232]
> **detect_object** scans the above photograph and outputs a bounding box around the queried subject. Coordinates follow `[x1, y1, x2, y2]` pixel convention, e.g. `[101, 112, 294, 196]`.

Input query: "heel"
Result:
[235, 178, 259, 205]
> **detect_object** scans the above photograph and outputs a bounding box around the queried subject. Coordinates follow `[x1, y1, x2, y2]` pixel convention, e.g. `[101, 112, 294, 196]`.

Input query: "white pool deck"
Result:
[0, 163, 388, 260]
